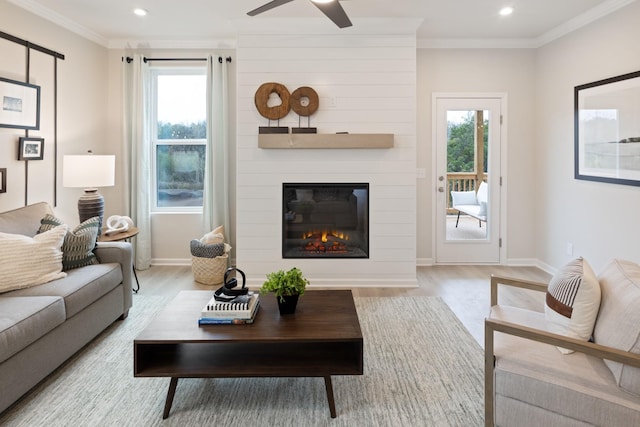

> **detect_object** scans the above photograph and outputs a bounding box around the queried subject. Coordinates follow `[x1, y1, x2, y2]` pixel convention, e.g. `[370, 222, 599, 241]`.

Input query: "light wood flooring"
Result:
[134, 264, 551, 347]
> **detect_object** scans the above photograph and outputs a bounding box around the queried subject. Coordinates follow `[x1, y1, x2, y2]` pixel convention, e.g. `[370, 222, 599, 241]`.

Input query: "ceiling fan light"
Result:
[311, 0, 335, 4]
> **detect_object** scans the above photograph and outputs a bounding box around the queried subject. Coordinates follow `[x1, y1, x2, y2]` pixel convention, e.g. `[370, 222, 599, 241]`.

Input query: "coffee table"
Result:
[134, 290, 363, 419]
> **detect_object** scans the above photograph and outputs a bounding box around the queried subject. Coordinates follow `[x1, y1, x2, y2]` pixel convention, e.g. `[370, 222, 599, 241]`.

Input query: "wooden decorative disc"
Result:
[291, 86, 319, 117]
[254, 82, 290, 120]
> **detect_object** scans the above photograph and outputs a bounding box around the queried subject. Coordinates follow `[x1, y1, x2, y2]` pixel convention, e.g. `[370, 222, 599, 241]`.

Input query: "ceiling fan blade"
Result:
[311, 0, 352, 28]
[247, 0, 295, 16]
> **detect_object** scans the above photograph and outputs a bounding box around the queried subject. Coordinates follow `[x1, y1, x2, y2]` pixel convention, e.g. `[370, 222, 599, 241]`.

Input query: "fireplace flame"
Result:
[321, 231, 328, 243]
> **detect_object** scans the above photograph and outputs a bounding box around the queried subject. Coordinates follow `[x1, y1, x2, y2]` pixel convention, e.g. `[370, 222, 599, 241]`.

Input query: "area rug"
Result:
[0, 295, 484, 426]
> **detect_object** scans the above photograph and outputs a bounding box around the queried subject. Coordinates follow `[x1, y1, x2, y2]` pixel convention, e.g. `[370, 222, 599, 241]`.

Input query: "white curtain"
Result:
[122, 54, 152, 270]
[203, 55, 231, 248]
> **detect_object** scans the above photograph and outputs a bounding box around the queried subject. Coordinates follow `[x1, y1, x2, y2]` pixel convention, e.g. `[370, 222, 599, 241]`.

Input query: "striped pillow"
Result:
[544, 257, 601, 354]
[0, 225, 67, 293]
[38, 215, 100, 271]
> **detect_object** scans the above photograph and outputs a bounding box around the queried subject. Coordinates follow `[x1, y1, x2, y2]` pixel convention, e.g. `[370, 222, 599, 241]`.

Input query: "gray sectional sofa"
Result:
[0, 202, 133, 413]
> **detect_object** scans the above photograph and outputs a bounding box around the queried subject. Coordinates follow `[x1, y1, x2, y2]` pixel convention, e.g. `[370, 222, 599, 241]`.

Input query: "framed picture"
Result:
[0, 77, 41, 130]
[575, 70, 640, 186]
[0, 168, 6, 193]
[18, 137, 44, 160]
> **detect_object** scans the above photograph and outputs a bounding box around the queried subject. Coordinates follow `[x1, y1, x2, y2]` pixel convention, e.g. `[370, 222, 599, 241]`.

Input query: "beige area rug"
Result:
[0, 295, 484, 426]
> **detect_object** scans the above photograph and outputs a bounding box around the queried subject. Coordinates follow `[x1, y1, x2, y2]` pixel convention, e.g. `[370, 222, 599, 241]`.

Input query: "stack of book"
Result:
[198, 292, 260, 325]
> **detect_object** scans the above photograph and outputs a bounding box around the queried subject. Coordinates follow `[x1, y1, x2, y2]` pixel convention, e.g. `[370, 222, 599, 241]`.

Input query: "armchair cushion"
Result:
[594, 259, 640, 396]
[544, 257, 600, 354]
[451, 189, 478, 206]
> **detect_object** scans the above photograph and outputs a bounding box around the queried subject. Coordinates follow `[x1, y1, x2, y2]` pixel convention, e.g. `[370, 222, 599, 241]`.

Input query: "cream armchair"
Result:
[451, 181, 487, 227]
[484, 263, 640, 427]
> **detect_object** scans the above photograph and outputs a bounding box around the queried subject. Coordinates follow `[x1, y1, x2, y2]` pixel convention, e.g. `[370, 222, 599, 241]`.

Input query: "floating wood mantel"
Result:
[258, 133, 394, 149]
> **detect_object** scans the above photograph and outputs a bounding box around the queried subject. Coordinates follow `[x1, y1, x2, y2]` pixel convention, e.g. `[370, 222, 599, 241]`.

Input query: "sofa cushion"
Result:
[0, 226, 68, 293]
[0, 202, 53, 237]
[0, 296, 66, 364]
[491, 305, 640, 426]
[8, 263, 123, 319]
[544, 257, 600, 353]
[38, 214, 100, 271]
[593, 259, 640, 396]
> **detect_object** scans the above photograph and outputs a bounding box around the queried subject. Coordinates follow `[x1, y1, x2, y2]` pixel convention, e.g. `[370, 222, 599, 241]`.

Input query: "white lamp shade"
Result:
[63, 155, 115, 188]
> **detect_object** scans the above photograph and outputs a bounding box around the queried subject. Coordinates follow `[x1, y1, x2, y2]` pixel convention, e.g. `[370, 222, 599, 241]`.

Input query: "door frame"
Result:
[431, 92, 508, 264]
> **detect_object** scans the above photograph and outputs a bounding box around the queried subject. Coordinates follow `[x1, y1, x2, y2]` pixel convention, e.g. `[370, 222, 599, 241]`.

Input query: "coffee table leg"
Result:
[163, 377, 179, 419]
[324, 376, 337, 418]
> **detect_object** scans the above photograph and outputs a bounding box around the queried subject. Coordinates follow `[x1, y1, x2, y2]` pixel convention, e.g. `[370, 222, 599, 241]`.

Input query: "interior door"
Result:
[434, 96, 502, 263]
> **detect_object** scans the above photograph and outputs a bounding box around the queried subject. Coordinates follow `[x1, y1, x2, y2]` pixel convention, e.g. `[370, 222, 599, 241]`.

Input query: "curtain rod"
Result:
[124, 56, 232, 64]
[0, 30, 65, 60]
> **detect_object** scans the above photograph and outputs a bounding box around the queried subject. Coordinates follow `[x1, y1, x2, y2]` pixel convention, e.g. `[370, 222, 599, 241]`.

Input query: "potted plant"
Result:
[259, 267, 309, 314]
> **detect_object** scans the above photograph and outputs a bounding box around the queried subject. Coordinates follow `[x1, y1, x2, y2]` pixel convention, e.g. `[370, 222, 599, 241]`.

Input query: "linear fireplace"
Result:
[282, 183, 369, 258]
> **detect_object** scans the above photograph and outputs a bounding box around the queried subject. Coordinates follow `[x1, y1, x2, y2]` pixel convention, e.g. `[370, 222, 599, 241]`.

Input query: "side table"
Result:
[98, 226, 140, 293]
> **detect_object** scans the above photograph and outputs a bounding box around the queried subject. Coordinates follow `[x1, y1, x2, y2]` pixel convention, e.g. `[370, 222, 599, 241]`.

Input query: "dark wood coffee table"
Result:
[134, 290, 363, 419]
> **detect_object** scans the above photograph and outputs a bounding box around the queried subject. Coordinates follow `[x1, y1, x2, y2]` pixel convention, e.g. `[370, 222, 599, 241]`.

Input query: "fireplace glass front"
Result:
[282, 183, 369, 258]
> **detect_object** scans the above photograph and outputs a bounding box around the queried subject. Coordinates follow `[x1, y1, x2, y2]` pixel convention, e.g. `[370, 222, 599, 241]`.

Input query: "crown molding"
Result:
[418, 0, 636, 50]
[534, 0, 636, 47]
[109, 39, 238, 50]
[8, 0, 108, 47]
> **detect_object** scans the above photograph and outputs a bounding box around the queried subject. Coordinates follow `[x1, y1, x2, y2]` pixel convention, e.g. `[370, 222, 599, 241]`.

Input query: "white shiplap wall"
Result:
[236, 25, 418, 287]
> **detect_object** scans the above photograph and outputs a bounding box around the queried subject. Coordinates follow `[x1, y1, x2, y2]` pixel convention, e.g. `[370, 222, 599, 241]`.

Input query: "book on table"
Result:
[199, 292, 260, 325]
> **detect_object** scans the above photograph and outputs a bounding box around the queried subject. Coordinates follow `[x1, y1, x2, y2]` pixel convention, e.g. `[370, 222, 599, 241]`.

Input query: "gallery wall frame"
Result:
[0, 77, 41, 130]
[18, 137, 44, 160]
[0, 168, 6, 193]
[575, 70, 640, 186]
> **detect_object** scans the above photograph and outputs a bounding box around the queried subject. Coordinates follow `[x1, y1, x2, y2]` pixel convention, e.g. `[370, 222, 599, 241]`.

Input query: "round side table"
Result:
[98, 227, 140, 293]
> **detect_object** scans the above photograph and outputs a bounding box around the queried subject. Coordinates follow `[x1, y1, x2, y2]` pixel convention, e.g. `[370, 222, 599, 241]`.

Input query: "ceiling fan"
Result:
[247, 0, 353, 29]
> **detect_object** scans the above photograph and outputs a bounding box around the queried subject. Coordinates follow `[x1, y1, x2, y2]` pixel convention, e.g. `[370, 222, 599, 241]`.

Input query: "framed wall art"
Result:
[0, 168, 6, 193]
[0, 77, 41, 130]
[575, 70, 640, 186]
[18, 137, 44, 160]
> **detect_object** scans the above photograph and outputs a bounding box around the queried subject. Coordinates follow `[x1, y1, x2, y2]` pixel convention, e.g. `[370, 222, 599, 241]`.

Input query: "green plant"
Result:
[259, 267, 309, 302]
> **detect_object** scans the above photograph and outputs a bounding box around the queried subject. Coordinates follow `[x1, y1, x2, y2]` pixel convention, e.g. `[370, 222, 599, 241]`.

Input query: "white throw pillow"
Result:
[544, 257, 601, 354]
[0, 225, 68, 293]
[200, 225, 225, 245]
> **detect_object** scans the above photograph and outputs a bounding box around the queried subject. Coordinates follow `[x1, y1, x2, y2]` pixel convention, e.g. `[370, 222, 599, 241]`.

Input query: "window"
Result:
[150, 68, 206, 211]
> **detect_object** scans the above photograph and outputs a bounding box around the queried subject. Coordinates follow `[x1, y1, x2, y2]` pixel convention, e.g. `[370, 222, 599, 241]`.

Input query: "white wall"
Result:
[235, 23, 418, 286]
[0, 1, 108, 226]
[416, 48, 537, 264]
[534, 1, 640, 272]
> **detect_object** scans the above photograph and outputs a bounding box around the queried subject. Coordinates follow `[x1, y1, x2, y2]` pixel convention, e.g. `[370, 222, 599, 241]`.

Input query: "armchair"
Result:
[485, 264, 640, 426]
[451, 181, 487, 227]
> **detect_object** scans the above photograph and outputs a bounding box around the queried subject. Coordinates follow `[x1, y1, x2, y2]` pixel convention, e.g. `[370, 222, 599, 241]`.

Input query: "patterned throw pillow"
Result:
[544, 257, 601, 354]
[38, 215, 100, 271]
[190, 240, 226, 258]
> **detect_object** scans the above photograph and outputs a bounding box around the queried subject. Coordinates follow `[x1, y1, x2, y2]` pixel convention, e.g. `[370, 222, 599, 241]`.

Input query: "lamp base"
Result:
[78, 189, 104, 233]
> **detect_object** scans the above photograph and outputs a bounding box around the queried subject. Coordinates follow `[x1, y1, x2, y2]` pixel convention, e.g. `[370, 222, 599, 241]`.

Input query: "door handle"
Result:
[438, 187, 444, 192]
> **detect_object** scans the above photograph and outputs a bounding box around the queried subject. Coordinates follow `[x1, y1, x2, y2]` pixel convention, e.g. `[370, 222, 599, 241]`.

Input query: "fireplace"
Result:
[282, 183, 369, 258]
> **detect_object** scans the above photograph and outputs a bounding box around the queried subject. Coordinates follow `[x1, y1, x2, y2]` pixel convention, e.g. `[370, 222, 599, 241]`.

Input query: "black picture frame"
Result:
[575, 70, 640, 186]
[0, 168, 6, 193]
[18, 137, 44, 160]
[0, 77, 41, 130]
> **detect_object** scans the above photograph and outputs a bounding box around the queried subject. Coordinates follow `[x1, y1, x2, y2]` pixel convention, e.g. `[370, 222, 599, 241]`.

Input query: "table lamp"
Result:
[63, 154, 115, 233]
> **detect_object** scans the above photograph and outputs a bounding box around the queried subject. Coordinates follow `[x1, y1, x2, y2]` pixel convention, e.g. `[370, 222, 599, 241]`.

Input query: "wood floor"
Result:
[134, 264, 551, 346]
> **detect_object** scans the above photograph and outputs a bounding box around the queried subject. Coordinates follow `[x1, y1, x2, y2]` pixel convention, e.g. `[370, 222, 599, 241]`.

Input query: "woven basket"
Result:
[192, 253, 228, 285]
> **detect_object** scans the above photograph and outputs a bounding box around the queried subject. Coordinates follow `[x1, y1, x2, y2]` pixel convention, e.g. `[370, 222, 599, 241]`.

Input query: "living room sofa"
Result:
[485, 259, 640, 426]
[0, 202, 133, 413]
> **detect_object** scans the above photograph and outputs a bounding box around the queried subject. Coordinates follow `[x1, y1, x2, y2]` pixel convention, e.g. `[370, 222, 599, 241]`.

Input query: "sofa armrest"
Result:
[490, 274, 548, 306]
[484, 313, 640, 427]
[94, 241, 133, 313]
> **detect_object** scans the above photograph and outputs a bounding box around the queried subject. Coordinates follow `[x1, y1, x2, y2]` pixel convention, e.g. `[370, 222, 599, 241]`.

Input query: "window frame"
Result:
[149, 66, 207, 213]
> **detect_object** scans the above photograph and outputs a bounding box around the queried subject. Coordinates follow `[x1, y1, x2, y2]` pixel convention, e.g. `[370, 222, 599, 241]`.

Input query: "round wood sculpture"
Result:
[290, 86, 319, 117]
[254, 82, 290, 120]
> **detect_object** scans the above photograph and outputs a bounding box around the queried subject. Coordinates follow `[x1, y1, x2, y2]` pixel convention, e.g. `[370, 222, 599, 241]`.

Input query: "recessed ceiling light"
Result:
[499, 7, 514, 16]
[133, 8, 148, 17]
